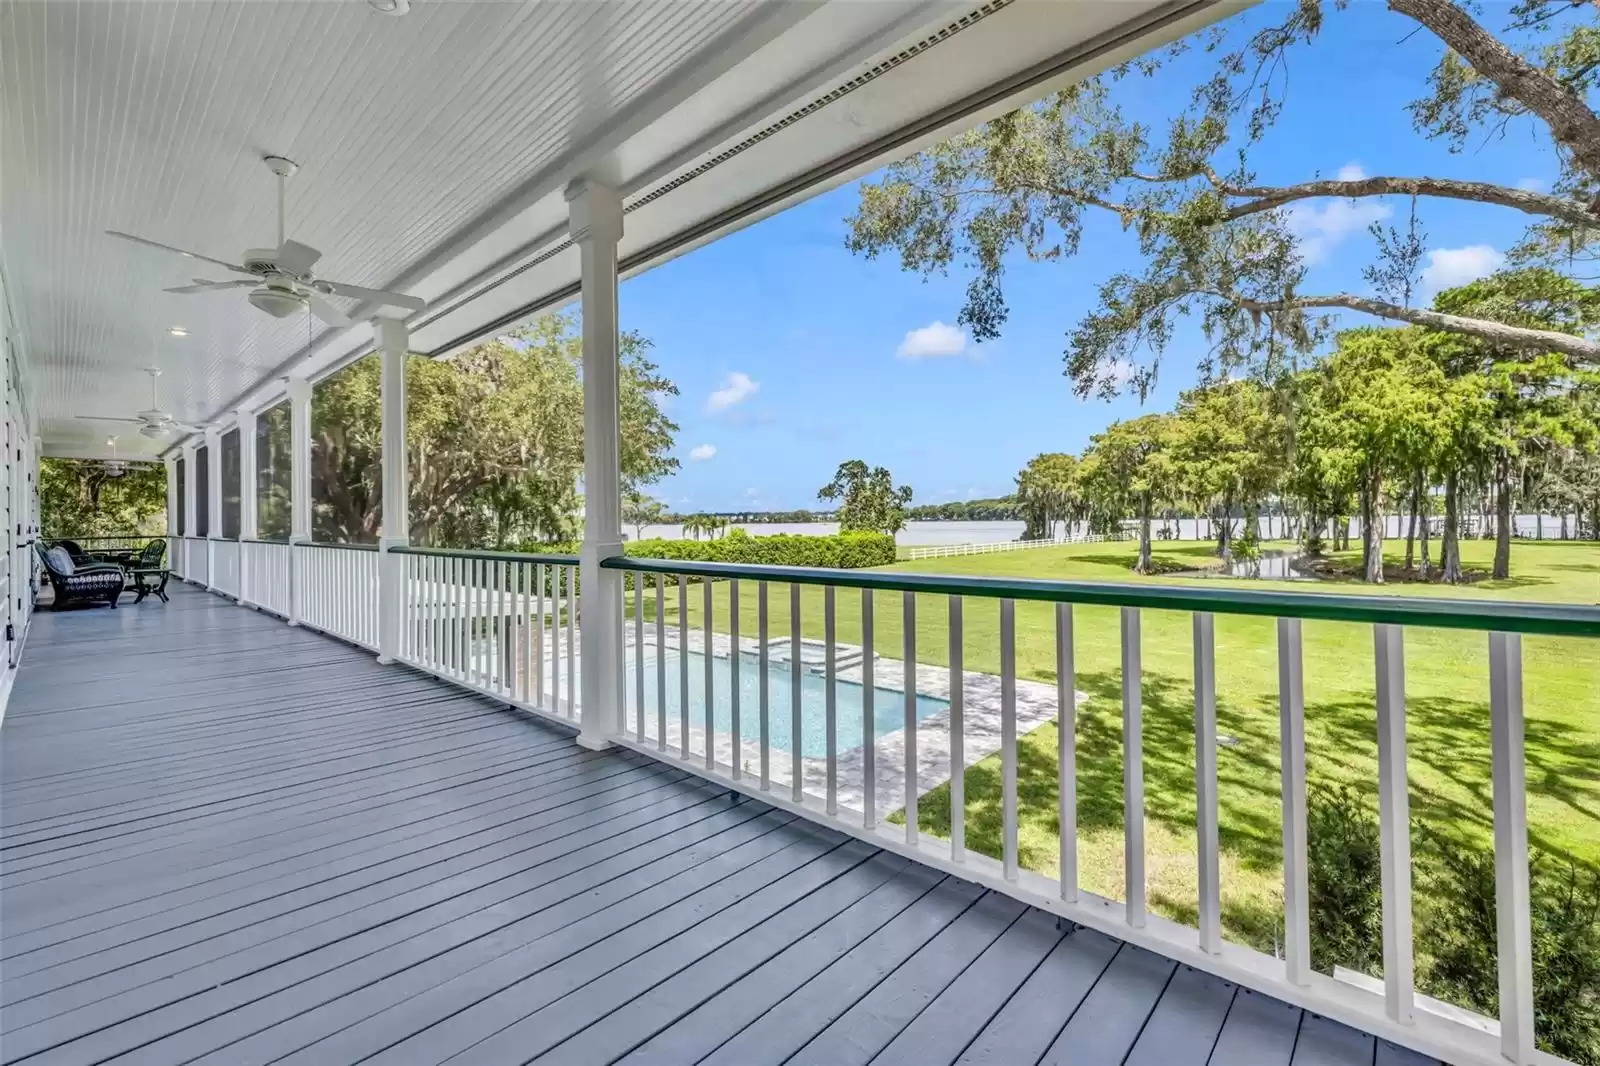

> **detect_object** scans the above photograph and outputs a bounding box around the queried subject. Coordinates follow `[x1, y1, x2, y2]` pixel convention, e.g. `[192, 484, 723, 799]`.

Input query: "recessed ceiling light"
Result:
[368, 0, 410, 14]
[167, 326, 189, 337]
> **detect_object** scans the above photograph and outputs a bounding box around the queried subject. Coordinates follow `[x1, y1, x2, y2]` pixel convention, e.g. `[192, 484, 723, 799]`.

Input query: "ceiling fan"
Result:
[77, 367, 211, 440]
[106, 155, 426, 328]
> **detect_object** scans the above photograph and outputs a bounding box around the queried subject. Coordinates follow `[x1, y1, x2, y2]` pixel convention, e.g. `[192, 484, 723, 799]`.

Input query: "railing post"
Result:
[568, 178, 625, 750]
[1489, 631, 1535, 1064]
[286, 376, 311, 627]
[376, 318, 409, 665]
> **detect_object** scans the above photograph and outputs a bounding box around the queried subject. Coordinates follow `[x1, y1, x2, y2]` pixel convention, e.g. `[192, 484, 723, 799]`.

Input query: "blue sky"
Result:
[620, 2, 1561, 512]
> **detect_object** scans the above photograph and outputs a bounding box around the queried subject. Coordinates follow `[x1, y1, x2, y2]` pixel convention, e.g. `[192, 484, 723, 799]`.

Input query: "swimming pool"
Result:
[624, 647, 948, 758]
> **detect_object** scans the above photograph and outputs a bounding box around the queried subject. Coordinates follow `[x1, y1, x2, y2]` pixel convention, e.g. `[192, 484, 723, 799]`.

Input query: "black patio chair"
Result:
[51, 539, 93, 566]
[35, 542, 124, 610]
[127, 540, 171, 604]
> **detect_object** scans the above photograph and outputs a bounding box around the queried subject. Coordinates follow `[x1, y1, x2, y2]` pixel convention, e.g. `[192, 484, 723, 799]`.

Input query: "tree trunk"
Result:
[1388, 0, 1600, 195]
[1420, 497, 1431, 576]
[1560, 512, 1568, 540]
[1362, 469, 1385, 584]
[1404, 475, 1419, 571]
[1442, 470, 1463, 584]
[1137, 495, 1154, 574]
[1216, 503, 1232, 559]
[1535, 512, 1543, 541]
[1493, 457, 1513, 580]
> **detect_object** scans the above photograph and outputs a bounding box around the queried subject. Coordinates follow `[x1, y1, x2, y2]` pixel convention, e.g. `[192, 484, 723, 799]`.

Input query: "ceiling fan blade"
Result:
[105, 230, 252, 275]
[306, 293, 352, 328]
[165, 279, 255, 294]
[77, 415, 144, 424]
[315, 279, 425, 312]
[274, 239, 322, 275]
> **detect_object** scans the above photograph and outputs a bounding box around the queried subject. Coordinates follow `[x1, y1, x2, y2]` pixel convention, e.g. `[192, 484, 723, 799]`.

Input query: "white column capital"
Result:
[375, 316, 409, 354]
[565, 179, 623, 246]
[285, 376, 312, 405]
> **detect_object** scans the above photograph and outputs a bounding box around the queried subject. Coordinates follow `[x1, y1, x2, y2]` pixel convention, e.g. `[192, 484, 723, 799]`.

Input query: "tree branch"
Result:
[1231, 291, 1600, 363]
[1220, 175, 1596, 226]
[1388, 0, 1600, 202]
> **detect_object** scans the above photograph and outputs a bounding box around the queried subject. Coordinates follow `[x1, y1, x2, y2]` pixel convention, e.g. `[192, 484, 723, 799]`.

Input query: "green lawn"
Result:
[633, 537, 1599, 959]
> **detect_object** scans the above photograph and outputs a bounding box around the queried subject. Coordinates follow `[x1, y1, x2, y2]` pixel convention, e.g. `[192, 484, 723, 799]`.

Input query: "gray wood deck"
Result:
[1, 584, 1435, 1066]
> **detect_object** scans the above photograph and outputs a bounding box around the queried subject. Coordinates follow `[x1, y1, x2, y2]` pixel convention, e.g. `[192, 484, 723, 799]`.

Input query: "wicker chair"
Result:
[35, 542, 124, 610]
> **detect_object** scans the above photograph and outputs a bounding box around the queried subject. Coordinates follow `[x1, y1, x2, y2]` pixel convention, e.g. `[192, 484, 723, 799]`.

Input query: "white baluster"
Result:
[791, 583, 803, 803]
[1122, 606, 1145, 928]
[758, 581, 770, 788]
[1195, 612, 1221, 954]
[904, 591, 918, 846]
[656, 574, 667, 753]
[1058, 602, 1076, 901]
[863, 590, 877, 831]
[703, 578, 715, 770]
[1280, 616, 1311, 984]
[1000, 598, 1018, 882]
[550, 566, 561, 711]
[634, 572, 646, 740]
[730, 579, 742, 779]
[565, 565, 576, 718]
[825, 585, 837, 814]
[678, 575, 690, 758]
[1489, 631, 1534, 1064]
[1375, 622, 1414, 1021]
[949, 595, 963, 861]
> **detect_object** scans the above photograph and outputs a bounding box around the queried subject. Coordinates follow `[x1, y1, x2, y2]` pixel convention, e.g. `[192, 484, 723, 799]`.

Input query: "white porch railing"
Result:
[601, 556, 1599, 1066]
[394, 547, 580, 726]
[166, 535, 180, 578]
[209, 539, 240, 598]
[294, 542, 379, 650]
[164, 538, 1600, 1066]
[182, 537, 208, 586]
[240, 539, 292, 618]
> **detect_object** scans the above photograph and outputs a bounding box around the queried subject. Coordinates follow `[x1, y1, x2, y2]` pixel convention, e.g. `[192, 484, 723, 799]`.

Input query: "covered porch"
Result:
[0, 584, 1391, 1066]
[6, 1, 1599, 1064]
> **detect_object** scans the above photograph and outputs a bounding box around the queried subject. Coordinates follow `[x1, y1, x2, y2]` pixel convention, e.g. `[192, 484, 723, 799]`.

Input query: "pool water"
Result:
[624, 648, 948, 758]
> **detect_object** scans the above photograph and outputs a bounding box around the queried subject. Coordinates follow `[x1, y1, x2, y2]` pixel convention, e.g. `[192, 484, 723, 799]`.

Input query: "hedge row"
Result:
[515, 529, 897, 571]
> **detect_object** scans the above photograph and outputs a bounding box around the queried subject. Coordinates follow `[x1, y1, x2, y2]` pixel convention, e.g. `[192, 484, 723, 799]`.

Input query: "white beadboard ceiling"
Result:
[2, 0, 1238, 462]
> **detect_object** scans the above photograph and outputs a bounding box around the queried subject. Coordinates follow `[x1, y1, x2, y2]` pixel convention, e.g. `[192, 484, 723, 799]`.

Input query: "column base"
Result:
[575, 732, 613, 751]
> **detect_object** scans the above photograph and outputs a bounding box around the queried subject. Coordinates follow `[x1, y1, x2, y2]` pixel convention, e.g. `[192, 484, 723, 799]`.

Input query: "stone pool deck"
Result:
[621, 628, 1074, 821]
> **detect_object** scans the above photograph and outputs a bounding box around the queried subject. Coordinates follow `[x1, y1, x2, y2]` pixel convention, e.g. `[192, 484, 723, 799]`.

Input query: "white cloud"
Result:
[1423, 244, 1505, 293]
[1336, 161, 1367, 182]
[706, 372, 759, 412]
[688, 443, 717, 461]
[1106, 359, 1140, 387]
[1286, 197, 1391, 265]
[896, 320, 968, 359]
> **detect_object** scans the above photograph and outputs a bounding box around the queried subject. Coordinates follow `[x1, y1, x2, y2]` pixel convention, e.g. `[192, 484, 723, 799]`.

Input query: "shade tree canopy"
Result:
[817, 459, 915, 535]
[846, 0, 1600, 399]
[310, 313, 679, 547]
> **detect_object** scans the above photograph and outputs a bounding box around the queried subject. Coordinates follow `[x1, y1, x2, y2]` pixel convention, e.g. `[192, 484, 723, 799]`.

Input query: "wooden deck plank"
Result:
[955, 925, 1123, 1065]
[784, 890, 1029, 1066]
[1206, 987, 1302, 1066]
[0, 586, 1438, 1066]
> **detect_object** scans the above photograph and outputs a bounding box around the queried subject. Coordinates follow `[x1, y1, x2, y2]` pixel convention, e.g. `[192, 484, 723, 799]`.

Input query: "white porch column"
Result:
[181, 440, 199, 583]
[205, 425, 223, 589]
[287, 376, 312, 625]
[236, 406, 257, 605]
[164, 457, 179, 537]
[567, 178, 625, 750]
[376, 318, 409, 664]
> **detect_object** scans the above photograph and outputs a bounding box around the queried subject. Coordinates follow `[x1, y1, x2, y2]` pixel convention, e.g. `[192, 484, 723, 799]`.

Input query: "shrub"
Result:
[1306, 784, 1385, 978]
[621, 530, 896, 569]
[1423, 846, 1600, 1065]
